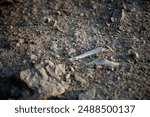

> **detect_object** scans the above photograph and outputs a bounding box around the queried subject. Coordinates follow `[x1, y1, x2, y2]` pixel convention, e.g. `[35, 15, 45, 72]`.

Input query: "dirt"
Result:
[0, 0, 150, 99]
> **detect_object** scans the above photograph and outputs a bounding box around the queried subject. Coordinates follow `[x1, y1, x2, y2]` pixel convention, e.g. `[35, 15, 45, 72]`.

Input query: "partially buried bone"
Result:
[69, 46, 106, 61]
[87, 57, 119, 67]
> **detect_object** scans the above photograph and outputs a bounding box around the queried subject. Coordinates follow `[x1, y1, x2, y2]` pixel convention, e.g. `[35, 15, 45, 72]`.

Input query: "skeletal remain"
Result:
[87, 57, 119, 67]
[69, 46, 106, 61]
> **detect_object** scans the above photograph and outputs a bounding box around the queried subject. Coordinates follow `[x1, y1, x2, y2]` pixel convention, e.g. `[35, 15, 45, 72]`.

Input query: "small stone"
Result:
[44, 17, 51, 23]
[133, 52, 139, 59]
[79, 88, 96, 100]
[129, 50, 139, 59]
[30, 54, 38, 61]
[80, 13, 84, 17]
[56, 11, 61, 15]
[129, 88, 132, 92]
[16, 42, 20, 47]
[110, 67, 115, 71]
[65, 73, 71, 79]
[111, 17, 114, 22]
[70, 66, 75, 72]
[117, 77, 121, 80]
[38, 50, 42, 53]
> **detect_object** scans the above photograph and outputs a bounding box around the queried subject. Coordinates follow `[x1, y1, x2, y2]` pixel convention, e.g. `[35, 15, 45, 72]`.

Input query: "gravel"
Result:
[0, 0, 149, 99]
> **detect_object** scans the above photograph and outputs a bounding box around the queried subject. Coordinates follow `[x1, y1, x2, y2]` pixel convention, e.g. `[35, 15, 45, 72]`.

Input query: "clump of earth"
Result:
[0, 0, 149, 99]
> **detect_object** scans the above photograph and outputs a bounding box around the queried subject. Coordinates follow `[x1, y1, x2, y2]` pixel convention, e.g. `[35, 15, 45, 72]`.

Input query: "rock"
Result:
[74, 74, 87, 86]
[19, 62, 69, 98]
[79, 88, 96, 100]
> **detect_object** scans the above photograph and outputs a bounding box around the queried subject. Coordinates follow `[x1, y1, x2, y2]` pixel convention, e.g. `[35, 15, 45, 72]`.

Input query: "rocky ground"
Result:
[0, 0, 150, 99]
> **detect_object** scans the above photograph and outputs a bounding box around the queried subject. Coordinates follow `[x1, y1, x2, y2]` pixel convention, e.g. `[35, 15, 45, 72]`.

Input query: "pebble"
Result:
[79, 88, 96, 100]
[44, 17, 51, 23]
[30, 54, 38, 61]
[129, 50, 139, 59]
[70, 66, 75, 72]
[133, 51, 139, 59]
[111, 17, 115, 22]
[80, 13, 84, 17]
[65, 73, 71, 79]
